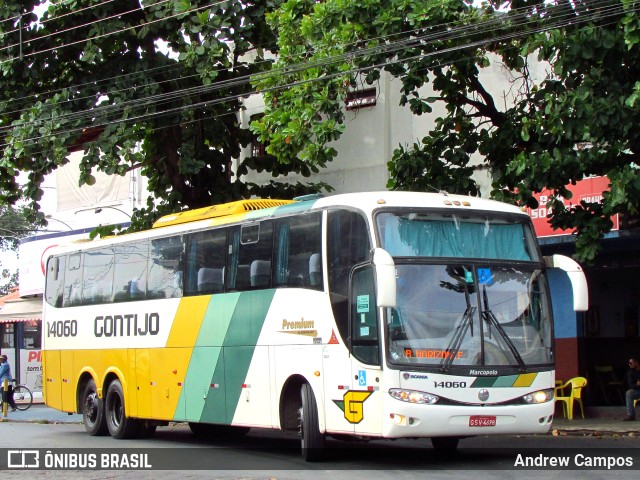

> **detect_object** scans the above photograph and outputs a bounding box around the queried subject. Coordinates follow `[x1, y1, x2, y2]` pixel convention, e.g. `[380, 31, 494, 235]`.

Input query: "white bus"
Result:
[42, 191, 588, 460]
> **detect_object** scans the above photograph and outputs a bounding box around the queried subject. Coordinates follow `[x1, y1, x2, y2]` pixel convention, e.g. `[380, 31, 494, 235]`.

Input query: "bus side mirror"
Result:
[544, 254, 589, 312]
[373, 248, 396, 308]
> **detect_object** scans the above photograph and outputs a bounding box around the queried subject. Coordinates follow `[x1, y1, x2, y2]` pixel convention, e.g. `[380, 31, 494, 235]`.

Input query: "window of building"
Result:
[22, 320, 41, 349]
[345, 87, 377, 110]
[1, 323, 14, 348]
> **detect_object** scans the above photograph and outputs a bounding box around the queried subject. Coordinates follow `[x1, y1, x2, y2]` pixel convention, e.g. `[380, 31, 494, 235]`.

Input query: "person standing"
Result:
[623, 356, 640, 421]
[0, 354, 17, 412]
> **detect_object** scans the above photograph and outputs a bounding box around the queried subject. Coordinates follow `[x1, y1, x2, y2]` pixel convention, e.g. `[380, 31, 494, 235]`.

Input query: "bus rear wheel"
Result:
[82, 378, 108, 436]
[105, 379, 140, 439]
[299, 383, 325, 462]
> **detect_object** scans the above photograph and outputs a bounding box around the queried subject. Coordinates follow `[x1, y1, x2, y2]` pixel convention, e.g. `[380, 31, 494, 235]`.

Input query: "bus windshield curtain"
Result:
[276, 224, 289, 285]
[228, 231, 240, 288]
[384, 217, 530, 261]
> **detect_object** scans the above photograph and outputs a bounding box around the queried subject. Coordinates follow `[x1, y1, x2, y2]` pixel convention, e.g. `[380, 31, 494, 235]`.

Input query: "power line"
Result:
[0, 0, 618, 118]
[1, 4, 632, 158]
[0, 2, 628, 149]
[0, 0, 231, 63]
[0, 1, 633, 149]
[0, 0, 172, 54]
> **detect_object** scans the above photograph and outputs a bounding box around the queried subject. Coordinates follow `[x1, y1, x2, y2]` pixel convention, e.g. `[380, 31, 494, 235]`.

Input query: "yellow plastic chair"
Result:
[555, 377, 587, 420]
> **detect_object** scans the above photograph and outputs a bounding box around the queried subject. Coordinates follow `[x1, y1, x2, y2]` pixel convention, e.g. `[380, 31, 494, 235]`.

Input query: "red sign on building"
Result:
[526, 176, 619, 238]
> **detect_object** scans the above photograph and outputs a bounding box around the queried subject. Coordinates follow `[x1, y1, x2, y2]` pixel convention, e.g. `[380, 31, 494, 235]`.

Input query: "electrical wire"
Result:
[0, 0, 635, 151]
[0, 0, 172, 54]
[0, 0, 622, 116]
[0, 2, 630, 148]
[0, 0, 230, 62]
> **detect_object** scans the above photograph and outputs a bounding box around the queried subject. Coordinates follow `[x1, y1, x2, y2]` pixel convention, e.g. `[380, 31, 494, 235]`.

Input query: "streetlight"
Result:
[75, 206, 132, 219]
[94, 207, 132, 219]
[45, 215, 73, 231]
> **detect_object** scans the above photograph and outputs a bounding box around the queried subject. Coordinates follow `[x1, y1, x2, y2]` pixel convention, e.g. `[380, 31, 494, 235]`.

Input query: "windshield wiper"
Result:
[441, 287, 475, 372]
[481, 286, 526, 372]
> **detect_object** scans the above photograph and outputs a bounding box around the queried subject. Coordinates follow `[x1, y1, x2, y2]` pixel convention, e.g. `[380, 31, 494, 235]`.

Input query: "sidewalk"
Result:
[1, 404, 638, 436]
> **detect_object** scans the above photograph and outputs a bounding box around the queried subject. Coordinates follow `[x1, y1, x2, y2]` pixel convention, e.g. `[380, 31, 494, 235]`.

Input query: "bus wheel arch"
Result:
[279, 375, 307, 431]
[78, 373, 108, 436]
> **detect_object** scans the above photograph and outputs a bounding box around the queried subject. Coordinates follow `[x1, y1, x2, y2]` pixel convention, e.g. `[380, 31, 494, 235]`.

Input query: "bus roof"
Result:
[45, 191, 526, 256]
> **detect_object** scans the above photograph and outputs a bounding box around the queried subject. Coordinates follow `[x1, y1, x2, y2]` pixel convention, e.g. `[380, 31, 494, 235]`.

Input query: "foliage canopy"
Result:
[254, 0, 640, 262]
[0, 0, 327, 232]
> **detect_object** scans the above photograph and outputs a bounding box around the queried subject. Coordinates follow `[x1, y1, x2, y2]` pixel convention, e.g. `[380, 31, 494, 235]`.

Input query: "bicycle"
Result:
[2, 383, 33, 411]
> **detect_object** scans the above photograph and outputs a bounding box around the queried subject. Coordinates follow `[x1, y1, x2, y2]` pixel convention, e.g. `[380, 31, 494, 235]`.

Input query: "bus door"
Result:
[349, 265, 383, 436]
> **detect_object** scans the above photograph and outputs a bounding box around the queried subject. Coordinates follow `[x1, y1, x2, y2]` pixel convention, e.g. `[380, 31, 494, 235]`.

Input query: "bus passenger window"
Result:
[228, 221, 273, 291]
[63, 253, 83, 307]
[45, 256, 66, 307]
[82, 248, 115, 305]
[113, 240, 149, 302]
[185, 229, 227, 295]
[274, 212, 322, 288]
[148, 235, 184, 299]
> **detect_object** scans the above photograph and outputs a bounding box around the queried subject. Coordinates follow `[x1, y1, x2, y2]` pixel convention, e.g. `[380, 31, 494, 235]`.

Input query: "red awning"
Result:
[0, 296, 42, 323]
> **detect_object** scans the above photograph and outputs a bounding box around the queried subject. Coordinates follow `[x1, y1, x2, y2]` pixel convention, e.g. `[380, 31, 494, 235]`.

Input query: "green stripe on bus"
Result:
[187, 289, 275, 424]
[179, 293, 241, 422]
[470, 373, 539, 388]
[470, 377, 496, 388]
[493, 375, 519, 387]
[223, 289, 276, 423]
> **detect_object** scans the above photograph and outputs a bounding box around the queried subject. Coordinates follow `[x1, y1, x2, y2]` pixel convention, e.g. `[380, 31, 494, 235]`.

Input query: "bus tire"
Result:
[431, 436, 459, 451]
[105, 379, 139, 439]
[299, 383, 325, 462]
[82, 378, 108, 436]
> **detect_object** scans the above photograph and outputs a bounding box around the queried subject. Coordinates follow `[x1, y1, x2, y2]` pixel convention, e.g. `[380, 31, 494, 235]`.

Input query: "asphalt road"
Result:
[0, 421, 639, 479]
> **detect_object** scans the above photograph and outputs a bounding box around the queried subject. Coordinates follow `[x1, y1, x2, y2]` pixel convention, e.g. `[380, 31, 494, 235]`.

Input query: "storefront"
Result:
[527, 176, 640, 406]
[0, 295, 43, 398]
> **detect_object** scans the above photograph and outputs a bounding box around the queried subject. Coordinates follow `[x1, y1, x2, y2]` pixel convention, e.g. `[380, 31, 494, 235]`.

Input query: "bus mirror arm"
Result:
[544, 254, 589, 312]
[373, 248, 397, 308]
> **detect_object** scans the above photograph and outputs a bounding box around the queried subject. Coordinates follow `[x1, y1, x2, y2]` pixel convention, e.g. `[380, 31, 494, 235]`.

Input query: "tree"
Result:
[253, 0, 640, 262]
[0, 0, 327, 233]
[0, 205, 39, 295]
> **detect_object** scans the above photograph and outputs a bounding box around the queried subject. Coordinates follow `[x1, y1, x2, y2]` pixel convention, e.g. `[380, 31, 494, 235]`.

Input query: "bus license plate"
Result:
[469, 415, 496, 427]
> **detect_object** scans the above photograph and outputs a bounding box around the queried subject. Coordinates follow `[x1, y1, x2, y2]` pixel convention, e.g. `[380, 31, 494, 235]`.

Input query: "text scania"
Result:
[94, 313, 160, 337]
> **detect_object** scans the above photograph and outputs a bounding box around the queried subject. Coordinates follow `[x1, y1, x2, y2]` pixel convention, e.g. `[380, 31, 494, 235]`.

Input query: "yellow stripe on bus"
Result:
[512, 373, 538, 387]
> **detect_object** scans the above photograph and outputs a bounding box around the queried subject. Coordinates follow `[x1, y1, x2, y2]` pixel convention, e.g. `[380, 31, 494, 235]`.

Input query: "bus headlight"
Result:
[389, 388, 439, 404]
[522, 389, 554, 404]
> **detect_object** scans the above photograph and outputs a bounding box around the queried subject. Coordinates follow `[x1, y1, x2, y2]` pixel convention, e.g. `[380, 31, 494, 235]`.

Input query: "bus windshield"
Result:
[376, 211, 552, 370]
[385, 264, 553, 369]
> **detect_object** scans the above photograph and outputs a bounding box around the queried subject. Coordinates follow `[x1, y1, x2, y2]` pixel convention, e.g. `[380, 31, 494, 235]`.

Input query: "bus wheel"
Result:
[105, 379, 140, 439]
[299, 383, 325, 462]
[82, 378, 108, 436]
[431, 436, 459, 451]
